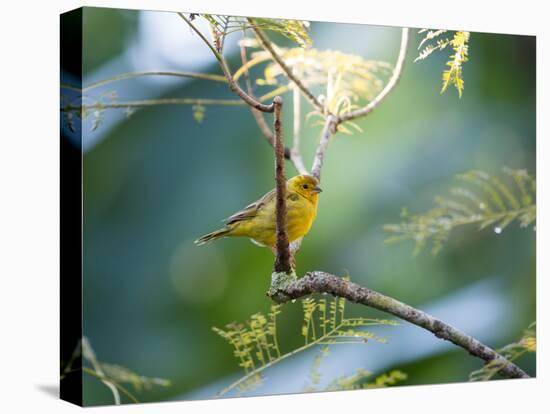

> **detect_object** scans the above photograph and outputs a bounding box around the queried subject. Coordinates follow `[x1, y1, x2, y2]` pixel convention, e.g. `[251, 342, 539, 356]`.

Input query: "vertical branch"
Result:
[273, 96, 292, 273]
[291, 80, 309, 175]
[311, 115, 338, 181]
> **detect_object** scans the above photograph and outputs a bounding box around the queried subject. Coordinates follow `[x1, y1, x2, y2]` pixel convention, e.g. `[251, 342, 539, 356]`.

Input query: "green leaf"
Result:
[201, 15, 312, 48]
[416, 29, 470, 97]
[253, 18, 312, 48]
[384, 168, 536, 254]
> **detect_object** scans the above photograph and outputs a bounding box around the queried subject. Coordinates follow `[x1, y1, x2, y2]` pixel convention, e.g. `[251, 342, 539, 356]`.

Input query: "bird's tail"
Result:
[194, 227, 231, 246]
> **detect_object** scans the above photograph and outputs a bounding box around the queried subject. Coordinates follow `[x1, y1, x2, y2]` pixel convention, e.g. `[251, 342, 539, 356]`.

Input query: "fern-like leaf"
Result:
[237, 46, 391, 128]
[201, 14, 311, 48]
[303, 346, 330, 392]
[214, 277, 399, 397]
[384, 168, 536, 255]
[99, 363, 171, 392]
[470, 322, 535, 381]
[415, 29, 470, 97]
[441, 31, 470, 97]
[61, 337, 170, 404]
[325, 368, 407, 391]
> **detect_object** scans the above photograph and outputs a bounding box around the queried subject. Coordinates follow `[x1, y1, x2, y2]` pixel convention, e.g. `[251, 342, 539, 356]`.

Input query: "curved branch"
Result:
[233, 53, 273, 82]
[239, 43, 292, 161]
[268, 271, 530, 380]
[310, 28, 409, 181]
[249, 19, 325, 114]
[179, 13, 274, 113]
[337, 27, 409, 124]
[256, 85, 291, 104]
[290, 80, 309, 175]
[310, 115, 338, 181]
[61, 71, 227, 93]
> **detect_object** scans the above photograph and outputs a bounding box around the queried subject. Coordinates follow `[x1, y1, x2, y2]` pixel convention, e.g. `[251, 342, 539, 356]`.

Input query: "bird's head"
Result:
[288, 175, 322, 202]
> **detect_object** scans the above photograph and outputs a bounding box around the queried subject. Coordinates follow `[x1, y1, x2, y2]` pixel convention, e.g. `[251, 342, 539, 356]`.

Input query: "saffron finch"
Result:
[195, 175, 322, 250]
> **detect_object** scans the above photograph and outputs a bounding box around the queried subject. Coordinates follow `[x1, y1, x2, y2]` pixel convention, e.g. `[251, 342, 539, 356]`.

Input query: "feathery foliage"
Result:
[61, 90, 117, 132]
[470, 322, 536, 381]
[200, 14, 312, 49]
[324, 368, 407, 391]
[213, 289, 398, 397]
[60, 93, 246, 132]
[302, 348, 406, 392]
[415, 29, 470, 97]
[384, 168, 536, 255]
[61, 337, 170, 404]
[237, 43, 392, 133]
[303, 346, 331, 392]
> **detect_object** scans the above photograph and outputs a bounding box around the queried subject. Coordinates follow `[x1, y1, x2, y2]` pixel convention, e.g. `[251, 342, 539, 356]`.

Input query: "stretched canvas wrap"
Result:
[60, 6, 536, 407]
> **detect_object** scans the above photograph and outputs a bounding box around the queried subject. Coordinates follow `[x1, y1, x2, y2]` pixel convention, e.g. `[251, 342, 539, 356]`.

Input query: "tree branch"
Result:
[291, 80, 309, 175]
[62, 98, 246, 112]
[179, 13, 274, 113]
[337, 27, 409, 124]
[61, 70, 227, 93]
[273, 96, 292, 273]
[249, 19, 326, 114]
[310, 28, 409, 182]
[239, 42, 292, 161]
[268, 271, 530, 380]
[310, 115, 338, 181]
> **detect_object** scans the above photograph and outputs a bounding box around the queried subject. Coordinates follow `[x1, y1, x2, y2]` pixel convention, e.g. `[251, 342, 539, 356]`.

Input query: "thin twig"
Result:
[249, 18, 325, 114]
[256, 85, 292, 103]
[273, 96, 292, 273]
[179, 13, 274, 113]
[60, 83, 82, 93]
[337, 27, 409, 124]
[62, 98, 245, 112]
[268, 271, 530, 380]
[310, 115, 338, 181]
[310, 27, 409, 181]
[81, 338, 123, 404]
[82, 367, 140, 404]
[217, 317, 351, 397]
[62, 91, 287, 113]
[291, 80, 308, 175]
[232, 53, 273, 82]
[61, 71, 227, 93]
[239, 42, 292, 160]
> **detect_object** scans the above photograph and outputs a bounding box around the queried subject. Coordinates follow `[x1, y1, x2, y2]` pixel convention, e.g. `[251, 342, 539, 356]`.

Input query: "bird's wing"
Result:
[224, 188, 276, 225]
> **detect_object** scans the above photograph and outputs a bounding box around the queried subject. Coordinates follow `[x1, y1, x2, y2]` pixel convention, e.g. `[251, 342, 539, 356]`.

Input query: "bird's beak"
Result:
[313, 186, 323, 193]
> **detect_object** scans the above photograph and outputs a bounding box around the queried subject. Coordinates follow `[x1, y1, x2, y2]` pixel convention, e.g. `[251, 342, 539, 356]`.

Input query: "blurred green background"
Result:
[63, 7, 535, 405]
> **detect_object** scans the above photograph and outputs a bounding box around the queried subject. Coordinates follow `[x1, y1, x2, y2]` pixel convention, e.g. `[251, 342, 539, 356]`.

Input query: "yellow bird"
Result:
[195, 175, 322, 250]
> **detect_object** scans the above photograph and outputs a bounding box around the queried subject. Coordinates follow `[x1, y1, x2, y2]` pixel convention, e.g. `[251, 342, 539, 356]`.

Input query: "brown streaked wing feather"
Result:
[224, 189, 276, 225]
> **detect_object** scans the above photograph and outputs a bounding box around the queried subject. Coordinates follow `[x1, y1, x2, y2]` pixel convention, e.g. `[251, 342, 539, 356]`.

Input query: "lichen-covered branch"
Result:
[180, 13, 275, 113]
[273, 96, 292, 273]
[249, 18, 325, 114]
[337, 27, 409, 124]
[267, 271, 529, 380]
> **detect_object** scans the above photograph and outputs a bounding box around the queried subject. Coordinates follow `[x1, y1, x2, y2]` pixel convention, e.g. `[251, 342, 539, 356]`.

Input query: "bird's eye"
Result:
[302, 184, 309, 189]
